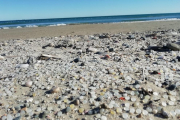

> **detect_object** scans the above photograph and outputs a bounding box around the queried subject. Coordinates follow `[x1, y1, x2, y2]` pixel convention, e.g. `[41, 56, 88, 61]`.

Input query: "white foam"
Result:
[2, 27, 9, 29]
[48, 24, 56, 27]
[26, 25, 38, 28]
[17, 26, 22, 28]
[57, 23, 66, 26]
[119, 18, 180, 24]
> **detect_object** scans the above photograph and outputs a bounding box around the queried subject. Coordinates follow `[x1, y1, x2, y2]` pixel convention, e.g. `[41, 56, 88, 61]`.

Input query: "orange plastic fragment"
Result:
[119, 97, 125, 101]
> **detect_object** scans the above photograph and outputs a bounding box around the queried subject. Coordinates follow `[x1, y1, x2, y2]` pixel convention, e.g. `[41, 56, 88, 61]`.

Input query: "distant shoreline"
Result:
[0, 20, 180, 41]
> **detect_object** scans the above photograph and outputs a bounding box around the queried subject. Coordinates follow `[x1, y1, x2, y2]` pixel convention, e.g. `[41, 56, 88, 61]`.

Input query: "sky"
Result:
[0, 0, 180, 21]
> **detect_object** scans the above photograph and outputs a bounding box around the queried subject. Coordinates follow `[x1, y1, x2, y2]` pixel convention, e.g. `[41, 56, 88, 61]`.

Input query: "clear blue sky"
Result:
[0, 0, 180, 21]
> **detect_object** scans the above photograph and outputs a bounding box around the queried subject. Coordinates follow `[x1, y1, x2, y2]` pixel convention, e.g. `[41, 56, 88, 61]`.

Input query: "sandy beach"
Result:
[1, 20, 180, 120]
[0, 20, 180, 41]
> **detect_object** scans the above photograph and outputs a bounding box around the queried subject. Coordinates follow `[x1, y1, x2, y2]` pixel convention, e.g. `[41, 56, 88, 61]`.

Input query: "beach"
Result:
[1, 20, 180, 120]
[0, 20, 180, 41]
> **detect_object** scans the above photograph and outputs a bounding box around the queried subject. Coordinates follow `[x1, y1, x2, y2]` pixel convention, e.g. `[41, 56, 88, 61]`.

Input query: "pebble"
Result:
[66, 107, 71, 113]
[25, 81, 33, 87]
[101, 116, 107, 120]
[7, 114, 13, 120]
[0, 55, 5, 60]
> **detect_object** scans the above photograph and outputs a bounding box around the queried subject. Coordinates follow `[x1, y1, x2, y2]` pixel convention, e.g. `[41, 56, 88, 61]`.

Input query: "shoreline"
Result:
[0, 20, 180, 41]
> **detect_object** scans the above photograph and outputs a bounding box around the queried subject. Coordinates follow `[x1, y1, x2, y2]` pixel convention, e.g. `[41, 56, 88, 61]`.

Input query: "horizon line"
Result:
[1, 12, 180, 22]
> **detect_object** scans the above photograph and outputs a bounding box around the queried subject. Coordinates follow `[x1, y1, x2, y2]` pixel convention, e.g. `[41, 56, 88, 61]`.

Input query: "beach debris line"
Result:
[0, 29, 180, 119]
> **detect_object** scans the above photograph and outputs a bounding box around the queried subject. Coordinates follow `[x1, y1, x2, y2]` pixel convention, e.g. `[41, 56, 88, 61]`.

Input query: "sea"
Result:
[0, 13, 180, 29]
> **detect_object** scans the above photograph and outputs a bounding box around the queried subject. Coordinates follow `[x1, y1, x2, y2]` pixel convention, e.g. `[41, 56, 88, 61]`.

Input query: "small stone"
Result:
[133, 102, 139, 107]
[74, 99, 79, 105]
[79, 108, 84, 113]
[100, 109, 105, 114]
[16, 64, 29, 68]
[66, 107, 71, 113]
[153, 109, 158, 114]
[88, 48, 98, 52]
[15, 105, 21, 111]
[142, 110, 148, 115]
[0, 56, 5, 60]
[74, 58, 80, 63]
[162, 111, 169, 118]
[25, 81, 33, 87]
[161, 102, 167, 107]
[7, 114, 13, 120]
[168, 84, 176, 91]
[110, 110, 115, 115]
[101, 116, 107, 120]
[57, 111, 62, 117]
[166, 43, 180, 51]
[97, 96, 103, 101]
[88, 110, 93, 115]
[70, 104, 75, 109]
[109, 48, 114, 52]
[116, 108, 122, 113]
[136, 109, 141, 114]
[40, 112, 47, 118]
[122, 113, 129, 119]
[169, 96, 176, 101]
[130, 108, 135, 114]
[50, 86, 60, 93]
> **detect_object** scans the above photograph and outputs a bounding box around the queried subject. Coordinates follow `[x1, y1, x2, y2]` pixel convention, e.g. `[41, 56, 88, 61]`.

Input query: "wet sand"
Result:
[0, 20, 180, 41]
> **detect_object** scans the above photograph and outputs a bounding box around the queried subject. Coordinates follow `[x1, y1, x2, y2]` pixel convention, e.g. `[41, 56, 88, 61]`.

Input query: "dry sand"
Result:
[0, 20, 180, 41]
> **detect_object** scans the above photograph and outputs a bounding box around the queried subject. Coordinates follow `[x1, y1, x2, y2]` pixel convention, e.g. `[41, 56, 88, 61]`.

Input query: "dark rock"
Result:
[134, 58, 140, 62]
[74, 58, 80, 63]
[14, 116, 21, 120]
[168, 84, 176, 91]
[95, 52, 104, 55]
[176, 56, 180, 61]
[80, 62, 85, 66]
[127, 35, 135, 39]
[27, 56, 36, 64]
[134, 80, 140, 85]
[151, 71, 159, 74]
[140, 37, 145, 40]
[96, 96, 103, 101]
[39, 112, 47, 118]
[109, 48, 114, 52]
[99, 35, 110, 39]
[162, 81, 169, 86]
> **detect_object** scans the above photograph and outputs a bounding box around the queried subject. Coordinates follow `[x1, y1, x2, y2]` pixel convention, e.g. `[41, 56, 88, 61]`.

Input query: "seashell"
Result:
[0, 56, 5, 60]
[50, 86, 60, 93]
[25, 81, 33, 87]
[88, 47, 98, 52]
[16, 64, 29, 68]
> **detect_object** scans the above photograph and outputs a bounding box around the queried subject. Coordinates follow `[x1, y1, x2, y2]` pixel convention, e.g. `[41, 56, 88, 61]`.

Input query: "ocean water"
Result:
[0, 13, 180, 29]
